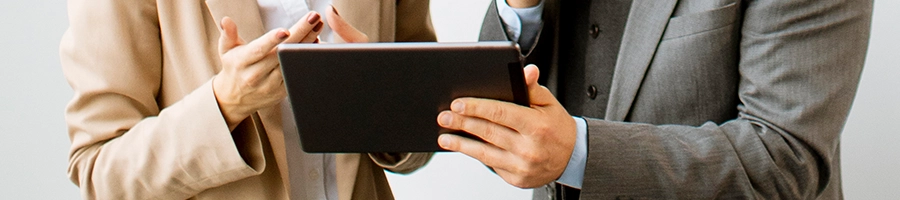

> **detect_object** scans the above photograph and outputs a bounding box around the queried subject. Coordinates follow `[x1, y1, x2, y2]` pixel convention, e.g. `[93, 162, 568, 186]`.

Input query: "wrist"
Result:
[212, 76, 250, 129]
[506, 0, 540, 8]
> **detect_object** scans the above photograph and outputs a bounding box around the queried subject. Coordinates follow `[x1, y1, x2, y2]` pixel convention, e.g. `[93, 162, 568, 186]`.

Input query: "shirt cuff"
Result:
[556, 116, 587, 189]
[496, 0, 544, 49]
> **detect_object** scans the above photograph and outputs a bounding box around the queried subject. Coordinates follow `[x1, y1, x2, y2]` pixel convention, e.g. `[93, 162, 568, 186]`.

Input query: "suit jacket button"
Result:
[590, 24, 600, 38]
[587, 85, 598, 99]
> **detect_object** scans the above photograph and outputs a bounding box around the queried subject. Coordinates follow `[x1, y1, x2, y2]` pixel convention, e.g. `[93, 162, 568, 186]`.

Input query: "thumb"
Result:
[218, 17, 244, 55]
[326, 5, 369, 43]
[524, 64, 540, 86]
[523, 64, 555, 106]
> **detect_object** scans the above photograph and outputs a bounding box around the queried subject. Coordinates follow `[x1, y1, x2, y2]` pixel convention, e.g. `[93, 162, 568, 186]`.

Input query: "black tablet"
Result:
[277, 42, 528, 153]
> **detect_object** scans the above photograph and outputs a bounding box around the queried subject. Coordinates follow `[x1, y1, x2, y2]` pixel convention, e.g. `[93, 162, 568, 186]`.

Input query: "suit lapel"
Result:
[206, 0, 266, 42]
[605, 0, 678, 121]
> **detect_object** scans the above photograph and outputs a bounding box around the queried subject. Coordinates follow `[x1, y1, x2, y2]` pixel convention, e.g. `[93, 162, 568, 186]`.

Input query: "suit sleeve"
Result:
[60, 0, 266, 199]
[580, 0, 872, 199]
[365, 0, 438, 174]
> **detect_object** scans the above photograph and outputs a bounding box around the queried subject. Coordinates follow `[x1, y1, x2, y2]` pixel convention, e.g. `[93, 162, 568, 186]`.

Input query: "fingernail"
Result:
[438, 134, 451, 148]
[307, 12, 320, 24]
[451, 101, 465, 113]
[312, 22, 323, 32]
[438, 112, 451, 126]
[314, 38, 320, 43]
[332, 5, 340, 16]
[277, 30, 289, 39]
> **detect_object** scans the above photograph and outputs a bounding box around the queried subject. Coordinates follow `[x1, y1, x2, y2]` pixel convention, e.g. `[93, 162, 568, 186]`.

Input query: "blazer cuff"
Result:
[182, 78, 266, 189]
[368, 152, 434, 174]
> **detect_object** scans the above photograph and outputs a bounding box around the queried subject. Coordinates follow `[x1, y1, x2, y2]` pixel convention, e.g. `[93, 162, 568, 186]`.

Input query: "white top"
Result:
[257, 1, 338, 199]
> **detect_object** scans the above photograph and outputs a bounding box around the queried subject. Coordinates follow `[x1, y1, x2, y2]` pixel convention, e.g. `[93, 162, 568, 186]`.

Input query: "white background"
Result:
[0, 0, 896, 199]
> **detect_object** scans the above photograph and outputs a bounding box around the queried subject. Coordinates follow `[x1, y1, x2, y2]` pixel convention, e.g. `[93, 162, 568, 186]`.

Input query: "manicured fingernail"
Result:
[312, 22, 323, 32]
[332, 5, 340, 16]
[451, 101, 464, 113]
[438, 134, 451, 148]
[277, 30, 289, 39]
[307, 12, 320, 24]
[439, 112, 451, 126]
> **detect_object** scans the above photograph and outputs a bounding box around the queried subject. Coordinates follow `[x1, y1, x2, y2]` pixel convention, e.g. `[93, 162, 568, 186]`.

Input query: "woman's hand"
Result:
[285, 6, 370, 44]
[212, 6, 365, 128]
[285, 11, 325, 43]
[213, 17, 292, 128]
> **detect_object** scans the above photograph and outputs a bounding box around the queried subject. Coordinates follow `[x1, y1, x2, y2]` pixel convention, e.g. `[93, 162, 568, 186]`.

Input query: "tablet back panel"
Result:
[277, 42, 526, 153]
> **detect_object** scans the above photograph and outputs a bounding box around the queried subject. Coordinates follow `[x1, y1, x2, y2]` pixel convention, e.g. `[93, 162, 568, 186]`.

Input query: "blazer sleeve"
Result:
[580, 0, 872, 199]
[365, 0, 437, 174]
[60, 0, 266, 199]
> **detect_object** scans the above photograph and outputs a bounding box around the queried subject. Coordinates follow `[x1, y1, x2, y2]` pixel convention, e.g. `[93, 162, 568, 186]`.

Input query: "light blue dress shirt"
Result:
[497, 0, 588, 189]
[496, 0, 545, 51]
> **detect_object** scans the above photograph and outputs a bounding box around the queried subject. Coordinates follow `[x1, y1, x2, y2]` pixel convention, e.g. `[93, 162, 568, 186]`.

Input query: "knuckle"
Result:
[522, 151, 543, 164]
[475, 145, 488, 160]
[481, 124, 497, 141]
[488, 105, 506, 121]
[449, 113, 463, 129]
[253, 46, 265, 56]
[474, 145, 494, 165]
[533, 124, 551, 136]
[242, 72, 261, 86]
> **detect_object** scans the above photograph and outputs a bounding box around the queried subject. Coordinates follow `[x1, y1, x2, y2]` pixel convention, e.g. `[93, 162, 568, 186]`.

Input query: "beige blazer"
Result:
[60, 0, 436, 199]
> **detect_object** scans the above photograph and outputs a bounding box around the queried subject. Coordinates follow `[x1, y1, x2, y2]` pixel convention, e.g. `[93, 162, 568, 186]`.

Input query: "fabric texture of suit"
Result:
[481, 0, 872, 199]
[60, 0, 435, 199]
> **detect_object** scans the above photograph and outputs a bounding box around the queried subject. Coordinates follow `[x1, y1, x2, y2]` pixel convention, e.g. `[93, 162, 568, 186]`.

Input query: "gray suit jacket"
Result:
[481, 0, 873, 199]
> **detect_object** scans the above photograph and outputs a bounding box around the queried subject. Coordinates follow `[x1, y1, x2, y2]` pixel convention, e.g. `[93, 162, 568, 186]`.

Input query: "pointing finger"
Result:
[235, 28, 290, 65]
[285, 11, 324, 43]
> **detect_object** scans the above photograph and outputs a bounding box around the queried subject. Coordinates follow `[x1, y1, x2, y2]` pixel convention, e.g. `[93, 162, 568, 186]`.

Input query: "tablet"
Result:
[277, 42, 528, 153]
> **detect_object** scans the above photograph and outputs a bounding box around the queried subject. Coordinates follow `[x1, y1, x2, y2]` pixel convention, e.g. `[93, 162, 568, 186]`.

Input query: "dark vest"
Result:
[557, 0, 632, 119]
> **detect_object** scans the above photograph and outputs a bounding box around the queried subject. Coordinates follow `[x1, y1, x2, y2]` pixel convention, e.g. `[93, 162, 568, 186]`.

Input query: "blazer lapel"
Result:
[332, 0, 394, 42]
[206, 0, 267, 42]
[605, 0, 678, 121]
[335, 154, 361, 200]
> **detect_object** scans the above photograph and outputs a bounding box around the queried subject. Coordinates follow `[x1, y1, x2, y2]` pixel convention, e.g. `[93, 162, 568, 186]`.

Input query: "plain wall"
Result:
[0, 0, 896, 199]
